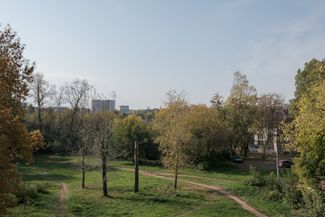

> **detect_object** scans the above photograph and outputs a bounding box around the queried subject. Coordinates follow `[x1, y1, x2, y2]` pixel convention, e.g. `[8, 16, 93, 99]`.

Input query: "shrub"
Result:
[15, 182, 50, 205]
[263, 190, 283, 201]
[317, 159, 325, 178]
[303, 190, 325, 217]
[282, 176, 303, 209]
[265, 172, 282, 192]
[48, 140, 66, 155]
[15, 183, 38, 205]
[244, 166, 266, 187]
[34, 181, 50, 194]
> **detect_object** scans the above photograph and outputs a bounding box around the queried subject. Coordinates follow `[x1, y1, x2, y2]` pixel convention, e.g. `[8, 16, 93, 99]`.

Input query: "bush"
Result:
[263, 190, 283, 201]
[15, 182, 50, 205]
[34, 181, 50, 194]
[48, 140, 66, 155]
[15, 183, 38, 205]
[317, 159, 325, 178]
[265, 172, 282, 192]
[303, 190, 325, 217]
[282, 176, 303, 209]
[244, 166, 266, 187]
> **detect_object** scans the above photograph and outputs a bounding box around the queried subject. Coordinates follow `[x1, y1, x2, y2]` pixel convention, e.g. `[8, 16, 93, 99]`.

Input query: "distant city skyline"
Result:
[1, 0, 325, 109]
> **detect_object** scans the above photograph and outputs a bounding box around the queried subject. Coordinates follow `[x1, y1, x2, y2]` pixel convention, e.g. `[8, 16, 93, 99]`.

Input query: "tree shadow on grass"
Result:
[22, 173, 73, 182]
[119, 160, 164, 168]
[110, 192, 194, 208]
[17, 155, 77, 182]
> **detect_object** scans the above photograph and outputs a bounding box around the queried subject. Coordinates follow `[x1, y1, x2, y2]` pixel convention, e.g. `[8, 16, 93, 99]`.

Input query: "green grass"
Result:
[108, 160, 295, 217]
[7, 155, 255, 217]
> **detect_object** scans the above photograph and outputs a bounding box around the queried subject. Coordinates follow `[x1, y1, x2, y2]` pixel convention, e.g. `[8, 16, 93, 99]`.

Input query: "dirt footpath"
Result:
[118, 168, 268, 217]
[56, 183, 68, 217]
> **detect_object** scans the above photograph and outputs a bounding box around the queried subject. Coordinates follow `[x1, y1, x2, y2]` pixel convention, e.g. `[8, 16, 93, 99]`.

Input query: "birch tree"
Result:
[154, 91, 190, 190]
[225, 71, 257, 156]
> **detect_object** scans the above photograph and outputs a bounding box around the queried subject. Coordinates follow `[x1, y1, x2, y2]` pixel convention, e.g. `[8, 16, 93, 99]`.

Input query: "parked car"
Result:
[231, 155, 244, 163]
[279, 159, 293, 168]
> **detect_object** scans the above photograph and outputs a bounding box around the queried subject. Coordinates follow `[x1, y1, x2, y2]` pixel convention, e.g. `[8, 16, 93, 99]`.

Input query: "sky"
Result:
[1, 0, 325, 109]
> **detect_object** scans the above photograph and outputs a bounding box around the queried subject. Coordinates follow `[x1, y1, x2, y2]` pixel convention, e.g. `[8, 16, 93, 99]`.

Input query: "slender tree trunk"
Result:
[244, 144, 248, 157]
[262, 141, 267, 160]
[82, 150, 85, 188]
[174, 143, 179, 190]
[262, 130, 271, 160]
[38, 107, 42, 128]
[134, 141, 139, 193]
[102, 153, 108, 197]
[37, 85, 42, 130]
[58, 108, 62, 128]
[69, 108, 78, 140]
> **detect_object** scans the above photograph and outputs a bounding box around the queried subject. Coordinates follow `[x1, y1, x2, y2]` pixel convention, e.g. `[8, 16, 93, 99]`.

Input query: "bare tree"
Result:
[53, 85, 65, 127]
[89, 112, 124, 196]
[77, 113, 95, 188]
[30, 73, 54, 129]
[63, 79, 92, 147]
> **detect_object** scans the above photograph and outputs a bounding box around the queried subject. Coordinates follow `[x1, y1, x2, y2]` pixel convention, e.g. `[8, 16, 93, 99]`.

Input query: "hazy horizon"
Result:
[1, 0, 325, 109]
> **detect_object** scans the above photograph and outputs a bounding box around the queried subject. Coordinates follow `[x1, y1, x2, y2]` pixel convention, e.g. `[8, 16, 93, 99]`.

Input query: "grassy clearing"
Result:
[7, 155, 255, 217]
[109, 160, 295, 217]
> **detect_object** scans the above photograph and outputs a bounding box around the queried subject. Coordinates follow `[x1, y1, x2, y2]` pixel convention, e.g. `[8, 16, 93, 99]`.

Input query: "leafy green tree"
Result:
[225, 71, 257, 156]
[185, 105, 228, 169]
[154, 91, 191, 190]
[282, 59, 325, 215]
[293, 80, 325, 189]
[113, 114, 157, 160]
[256, 93, 286, 159]
[133, 108, 159, 122]
[291, 59, 325, 116]
[288, 80, 325, 216]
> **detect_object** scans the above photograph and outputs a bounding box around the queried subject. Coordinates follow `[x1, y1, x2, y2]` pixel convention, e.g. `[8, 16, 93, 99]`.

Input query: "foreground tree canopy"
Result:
[0, 25, 42, 215]
[294, 80, 325, 189]
[282, 58, 325, 203]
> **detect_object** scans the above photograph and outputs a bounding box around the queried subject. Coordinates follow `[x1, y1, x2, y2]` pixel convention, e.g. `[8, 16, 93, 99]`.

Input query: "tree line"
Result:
[23, 71, 289, 193]
[1, 24, 324, 215]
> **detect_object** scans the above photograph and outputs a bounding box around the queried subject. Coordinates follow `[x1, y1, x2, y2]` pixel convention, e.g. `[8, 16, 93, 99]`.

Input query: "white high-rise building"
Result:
[91, 99, 116, 112]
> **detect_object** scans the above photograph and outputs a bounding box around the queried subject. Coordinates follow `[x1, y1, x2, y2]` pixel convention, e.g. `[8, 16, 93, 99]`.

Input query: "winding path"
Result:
[117, 167, 268, 217]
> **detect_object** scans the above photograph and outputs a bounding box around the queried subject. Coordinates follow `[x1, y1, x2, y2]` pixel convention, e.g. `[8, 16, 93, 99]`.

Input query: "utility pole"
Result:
[134, 141, 139, 193]
[273, 129, 279, 180]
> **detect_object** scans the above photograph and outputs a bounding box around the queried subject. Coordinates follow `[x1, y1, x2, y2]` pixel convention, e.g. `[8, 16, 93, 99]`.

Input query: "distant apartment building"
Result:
[91, 99, 116, 112]
[119, 105, 130, 115]
[249, 128, 282, 154]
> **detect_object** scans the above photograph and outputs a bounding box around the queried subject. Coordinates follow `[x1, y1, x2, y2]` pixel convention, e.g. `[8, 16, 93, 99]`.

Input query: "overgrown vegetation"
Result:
[15, 182, 51, 205]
